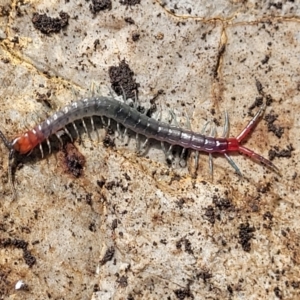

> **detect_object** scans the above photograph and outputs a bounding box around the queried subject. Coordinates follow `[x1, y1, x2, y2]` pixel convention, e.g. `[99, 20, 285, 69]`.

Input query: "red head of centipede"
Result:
[12, 130, 41, 154]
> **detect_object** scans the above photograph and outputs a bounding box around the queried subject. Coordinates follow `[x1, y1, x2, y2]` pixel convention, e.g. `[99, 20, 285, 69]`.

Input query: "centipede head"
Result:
[0, 129, 17, 200]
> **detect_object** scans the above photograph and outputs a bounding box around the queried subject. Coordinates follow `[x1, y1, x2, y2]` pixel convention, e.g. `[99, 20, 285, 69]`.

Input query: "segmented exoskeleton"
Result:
[0, 95, 280, 199]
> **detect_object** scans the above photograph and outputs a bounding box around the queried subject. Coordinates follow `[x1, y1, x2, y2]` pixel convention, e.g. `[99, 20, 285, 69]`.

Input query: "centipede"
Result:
[0, 93, 280, 199]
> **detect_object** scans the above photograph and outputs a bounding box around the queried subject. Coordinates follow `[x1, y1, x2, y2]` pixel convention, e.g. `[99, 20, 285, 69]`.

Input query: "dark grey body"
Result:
[35, 97, 229, 153]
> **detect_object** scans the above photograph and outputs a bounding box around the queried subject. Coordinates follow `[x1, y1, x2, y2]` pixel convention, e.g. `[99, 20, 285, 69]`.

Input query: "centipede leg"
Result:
[136, 133, 141, 152]
[101, 116, 106, 126]
[138, 138, 149, 156]
[208, 124, 217, 177]
[123, 128, 128, 142]
[189, 120, 209, 175]
[46, 138, 51, 154]
[167, 145, 173, 155]
[119, 85, 127, 103]
[184, 114, 192, 129]
[39, 144, 44, 159]
[108, 86, 117, 100]
[90, 116, 99, 141]
[220, 111, 229, 176]
[165, 145, 174, 164]
[72, 122, 81, 142]
[91, 117, 100, 142]
[90, 117, 95, 133]
[222, 111, 229, 138]
[81, 118, 88, 133]
[161, 141, 166, 155]
[70, 85, 79, 100]
[142, 138, 149, 149]
[224, 153, 242, 176]
[151, 110, 160, 121]
[133, 90, 139, 109]
[89, 81, 96, 97]
[194, 150, 199, 174]
[55, 133, 64, 149]
[157, 110, 162, 122]
[179, 148, 187, 167]
[82, 118, 92, 140]
[117, 123, 122, 140]
[209, 154, 213, 177]
[169, 110, 179, 126]
[201, 121, 210, 134]
[95, 84, 101, 96]
[64, 127, 73, 142]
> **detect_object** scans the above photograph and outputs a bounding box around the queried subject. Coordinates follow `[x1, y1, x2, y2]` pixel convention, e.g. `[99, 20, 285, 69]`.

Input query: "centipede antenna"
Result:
[0, 130, 17, 199]
[8, 149, 17, 200]
[0, 129, 12, 149]
[224, 153, 242, 176]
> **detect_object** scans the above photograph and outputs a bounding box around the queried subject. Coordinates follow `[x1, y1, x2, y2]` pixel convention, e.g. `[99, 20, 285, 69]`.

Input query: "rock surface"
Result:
[0, 0, 299, 299]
